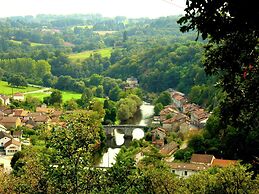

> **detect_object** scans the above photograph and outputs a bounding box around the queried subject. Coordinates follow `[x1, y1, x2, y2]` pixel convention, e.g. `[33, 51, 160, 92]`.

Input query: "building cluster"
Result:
[151, 90, 210, 146]
[0, 104, 64, 156]
[167, 154, 237, 177]
[0, 93, 25, 105]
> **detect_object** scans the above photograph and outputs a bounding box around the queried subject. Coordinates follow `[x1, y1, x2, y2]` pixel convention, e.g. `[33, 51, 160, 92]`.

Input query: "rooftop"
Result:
[190, 154, 215, 165]
[168, 162, 209, 171]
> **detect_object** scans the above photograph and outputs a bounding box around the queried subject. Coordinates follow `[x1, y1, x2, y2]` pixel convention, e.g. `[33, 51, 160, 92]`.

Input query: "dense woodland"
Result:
[0, 1, 258, 192]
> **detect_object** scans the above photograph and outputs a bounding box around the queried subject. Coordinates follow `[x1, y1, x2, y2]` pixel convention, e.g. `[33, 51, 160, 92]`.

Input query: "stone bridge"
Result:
[103, 125, 146, 138]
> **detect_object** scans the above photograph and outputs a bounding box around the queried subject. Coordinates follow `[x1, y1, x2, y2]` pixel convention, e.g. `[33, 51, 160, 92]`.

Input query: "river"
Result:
[98, 102, 154, 167]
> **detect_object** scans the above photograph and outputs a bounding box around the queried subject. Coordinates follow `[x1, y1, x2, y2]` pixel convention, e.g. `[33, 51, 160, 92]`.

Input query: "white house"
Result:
[0, 131, 12, 147]
[13, 93, 25, 101]
[4, 139, 21, 155]
[167, 162, 208, 177]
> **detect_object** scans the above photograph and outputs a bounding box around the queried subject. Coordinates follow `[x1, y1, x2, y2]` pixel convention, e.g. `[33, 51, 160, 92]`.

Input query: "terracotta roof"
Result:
[4, 138, 21, 148]
[190, 154, 215, 165]
[36, 107, 54, 113]
[13, 109, 29, 117]
[192, 109, 209, 120]
[160, 141, 179, 155]
[0, 117, 20, 124]
[152, 127, 166, 134]
[212, 159, 237, 167]
[51, 110, 63, 117]
[34, 115, 50, 122]
[13, 93, 24, 96]
[163, 114, 187, 124]
[168, 162, 209, 171]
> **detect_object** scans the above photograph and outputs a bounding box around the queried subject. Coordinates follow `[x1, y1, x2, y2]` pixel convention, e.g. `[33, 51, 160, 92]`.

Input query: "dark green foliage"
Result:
[155, 91, 172, 106]
[179, 0, 259, 163]
[154, 102, 164, 116]
[108, 85, 121, 101]
[7, 74, 28, 87]
[43, 90, 62, 106]
[174, 148, 194, 162]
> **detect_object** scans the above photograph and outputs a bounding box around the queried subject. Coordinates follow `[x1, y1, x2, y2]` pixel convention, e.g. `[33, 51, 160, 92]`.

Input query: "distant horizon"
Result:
[0, 0, 185, 19]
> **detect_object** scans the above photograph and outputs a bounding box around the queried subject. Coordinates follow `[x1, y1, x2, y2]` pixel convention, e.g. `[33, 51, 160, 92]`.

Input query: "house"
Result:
[212, 159, 237, 168]
[183, 103, 200, 115]
[0, 131, 12, 148]
[126, 77, 139, 88]
[33, 115, 50, 125]
[0, 94, 10, 105]
[12, 93, 25, 101]
[159, 141, 179, 156]
[190, 154, 215, 166]
[36, 107, 55, 114]
[13, 109, 29, 118]
[151, 139, 165, 148]
[167, 162, 209, 177]
[190, 109, 209, 128]
[4, 138, 21, 156]
[0, 117, 22, 129]
[159, 106, 178, 121]
[162, 113, 188, 132]
[151, 127, 167, 141]
[171, 91, 187, 112]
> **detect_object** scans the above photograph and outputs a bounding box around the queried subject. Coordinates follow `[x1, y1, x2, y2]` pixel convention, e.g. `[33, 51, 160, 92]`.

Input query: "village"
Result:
[1, 89, 237, 177]
[145, 89, 237, 177]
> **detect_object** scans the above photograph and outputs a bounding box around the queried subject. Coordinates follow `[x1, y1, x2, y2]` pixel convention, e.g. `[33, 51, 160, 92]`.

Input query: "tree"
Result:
[95, 85, 104, 98]
[46, 111, 104, 193]
[155, 91, 171, 106]
[154, 103, 163, 116]
[109, 85, 121, 101]
[80, 88, 93, 108]
[44, 90, 62, 106]
[7, 74, 28, 87]
[178, 0, 259, 162]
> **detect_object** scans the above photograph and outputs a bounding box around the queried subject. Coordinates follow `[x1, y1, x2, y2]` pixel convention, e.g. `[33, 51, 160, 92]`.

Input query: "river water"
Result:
[98, 102, 154, 167]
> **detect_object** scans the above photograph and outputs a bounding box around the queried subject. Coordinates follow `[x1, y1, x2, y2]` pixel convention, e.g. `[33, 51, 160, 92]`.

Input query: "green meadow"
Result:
[68, 47, 113, 62]
[0, 81, 40, 95]
[25, 91, 82, 102]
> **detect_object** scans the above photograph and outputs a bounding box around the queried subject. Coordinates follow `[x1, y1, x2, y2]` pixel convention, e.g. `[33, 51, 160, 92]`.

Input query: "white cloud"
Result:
[0, 0, 185, 18]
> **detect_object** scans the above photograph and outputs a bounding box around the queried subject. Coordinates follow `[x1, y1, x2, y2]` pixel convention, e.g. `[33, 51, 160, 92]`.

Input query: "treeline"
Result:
[0, 58, 51, 84]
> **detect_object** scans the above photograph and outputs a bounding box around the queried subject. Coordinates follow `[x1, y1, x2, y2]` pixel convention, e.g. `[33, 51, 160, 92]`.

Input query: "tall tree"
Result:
[46, 111, 104, 194]
[178, 0, 259, 162]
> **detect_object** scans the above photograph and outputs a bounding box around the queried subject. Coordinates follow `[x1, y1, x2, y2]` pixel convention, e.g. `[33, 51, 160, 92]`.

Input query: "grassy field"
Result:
[25, 91, 82, 102]
[68, 47, 113, 62]
[9, 40, 49, 47]
[0, 81, 41, 95]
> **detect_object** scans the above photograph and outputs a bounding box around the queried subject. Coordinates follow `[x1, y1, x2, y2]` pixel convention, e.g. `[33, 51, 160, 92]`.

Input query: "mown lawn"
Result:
[68, 47, 113, 62]
[0, 81, 40, 95]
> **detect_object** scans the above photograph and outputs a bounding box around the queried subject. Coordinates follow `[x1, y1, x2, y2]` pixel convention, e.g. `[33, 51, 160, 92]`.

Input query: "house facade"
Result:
[0, 117, 22, 129]
[167, 162, 208, 177]
[13, 93, 25, 101]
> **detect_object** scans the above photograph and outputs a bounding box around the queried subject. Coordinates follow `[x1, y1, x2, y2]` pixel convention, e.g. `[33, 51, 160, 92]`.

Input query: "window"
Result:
[172, 170, 175, 173]
[184, 171, 188, 176]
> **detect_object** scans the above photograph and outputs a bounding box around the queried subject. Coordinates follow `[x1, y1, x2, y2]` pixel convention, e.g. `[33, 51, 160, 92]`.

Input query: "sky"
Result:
[0, 0, 186, 18]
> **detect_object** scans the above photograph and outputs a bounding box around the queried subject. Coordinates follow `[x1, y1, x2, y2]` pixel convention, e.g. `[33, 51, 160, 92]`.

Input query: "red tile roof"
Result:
[160, 141, 179, 155]
[212, 159, 237, 167]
